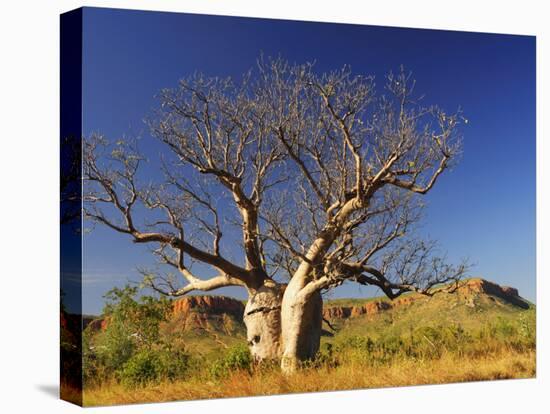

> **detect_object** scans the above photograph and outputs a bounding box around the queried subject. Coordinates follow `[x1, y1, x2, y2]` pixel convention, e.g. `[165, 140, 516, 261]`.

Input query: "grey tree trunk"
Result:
[243, 281, 285, 362]
[243, 278, 324, 370]
[280, 289, 323, 373]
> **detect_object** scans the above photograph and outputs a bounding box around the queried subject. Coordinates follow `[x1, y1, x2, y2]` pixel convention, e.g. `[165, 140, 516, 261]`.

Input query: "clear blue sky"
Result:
[79, 7, 535, 315]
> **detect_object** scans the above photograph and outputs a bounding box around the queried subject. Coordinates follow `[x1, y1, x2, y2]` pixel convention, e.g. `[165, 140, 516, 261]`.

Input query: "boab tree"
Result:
[84, 58, 468, 373]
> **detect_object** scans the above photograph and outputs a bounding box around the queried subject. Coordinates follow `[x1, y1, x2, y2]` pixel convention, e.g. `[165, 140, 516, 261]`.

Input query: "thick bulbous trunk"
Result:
[280, 287, 323, 374]
[243, 281, 285, 362]
[242, 277, 324, 371]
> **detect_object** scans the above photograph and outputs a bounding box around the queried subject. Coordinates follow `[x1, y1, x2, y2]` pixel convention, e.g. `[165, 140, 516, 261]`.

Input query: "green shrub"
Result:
[340, 335, 375, 352]
[493, 317, 518, 338]
[83, 329, 110, 386]
[83, 285, 172, 382]
[320, 323, 484, 367]
[120, 349, 160, 387]
[156, 348, 191, 382]
[313, 343, 339, 368]
[119, 347, 191, 387]
[209, 344, 252, 379]
[517, 310, 536, 343]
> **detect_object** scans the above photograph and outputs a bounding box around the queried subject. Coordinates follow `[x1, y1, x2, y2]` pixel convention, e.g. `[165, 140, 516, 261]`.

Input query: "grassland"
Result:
[83, 347, 534, 406]
[81, 281, 536, 407]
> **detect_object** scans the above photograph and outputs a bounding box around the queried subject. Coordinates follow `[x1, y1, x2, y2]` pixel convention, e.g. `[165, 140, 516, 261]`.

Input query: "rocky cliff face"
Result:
[323, 299, 395, 321]
[456, 278, 518, 298]
[84, 279, 529, 332]
[85, 295, 246, 334]
[455, 278, 529, 309]
[322, 278, 529, 320]
[172, 295, 245, 319]
[165, 295, 245, 335]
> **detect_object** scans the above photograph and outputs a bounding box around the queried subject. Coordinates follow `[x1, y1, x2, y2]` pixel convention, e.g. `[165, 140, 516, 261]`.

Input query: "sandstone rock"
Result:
[350, 306, 366, 318]
[85, 295, 246, 334]
[172, 295, 245, 319]
[502, 286, 519, 297]
[394, 296, 416, 307]
[457, 279, 529, 309]
[167, 295, 246, 336]
[323, 300, 394, 320]
[323, 306, 352, 319]
[80, 279, 529, 335]
[364, 301, 392, 315]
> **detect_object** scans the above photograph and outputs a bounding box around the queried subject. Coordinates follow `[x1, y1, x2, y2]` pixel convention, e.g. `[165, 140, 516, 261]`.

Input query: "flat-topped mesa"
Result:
[172, 295, 245, 320]
[352, 301, 393, 317]
[323, 307, 352, 319]
[456, 278, 529, 309]
[83, 279, 529, 331]
[85, 295, 246, 334]
[457, 278, 519, 298]
[322, 294, 422, 321]
[322, 278, 529, 320]
[168, 295, 246, 334]
[323, 300, 395, 321]
[502, 286, 520, 296]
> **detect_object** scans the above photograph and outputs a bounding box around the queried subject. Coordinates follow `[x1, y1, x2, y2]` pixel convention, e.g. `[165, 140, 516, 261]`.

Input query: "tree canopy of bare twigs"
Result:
[83, 57, 468, 304]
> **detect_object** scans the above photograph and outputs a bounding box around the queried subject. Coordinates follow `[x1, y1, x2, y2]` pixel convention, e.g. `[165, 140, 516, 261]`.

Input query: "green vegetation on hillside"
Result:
[323, 283, 534, 340]
[82, 281, 535, 406]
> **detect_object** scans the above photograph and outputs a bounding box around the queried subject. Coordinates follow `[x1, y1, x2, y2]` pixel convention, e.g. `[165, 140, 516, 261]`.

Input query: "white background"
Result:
[0, 1, 547, 413]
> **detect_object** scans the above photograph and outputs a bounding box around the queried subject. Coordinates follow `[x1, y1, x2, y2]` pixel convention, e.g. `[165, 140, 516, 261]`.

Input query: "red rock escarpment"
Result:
[85, 295, 245, 333]
[83, 279, 527, 330]
[323, 299, 395, 320]
[456, 278, 528, 308]
[172, 295, 244, 319]
[167, 295, 245, 333]
[322, 278, 528, 320]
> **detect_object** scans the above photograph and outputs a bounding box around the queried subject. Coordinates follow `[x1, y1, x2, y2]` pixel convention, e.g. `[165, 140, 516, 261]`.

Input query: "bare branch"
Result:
[84, 59, 465, 305]
[139, 268, 245, 297]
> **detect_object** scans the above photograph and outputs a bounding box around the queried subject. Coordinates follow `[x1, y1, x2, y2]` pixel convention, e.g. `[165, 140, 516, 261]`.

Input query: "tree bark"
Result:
[280, 287, 323, 374]
[243, 281, 285, 362]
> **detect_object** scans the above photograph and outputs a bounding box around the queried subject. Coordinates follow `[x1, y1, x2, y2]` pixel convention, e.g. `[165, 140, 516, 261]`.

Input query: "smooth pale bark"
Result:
[243, 277, 324, 368]
[243, 281, 285, 361]
[279, 232, 333, 373]
[280, 288, 323, 373]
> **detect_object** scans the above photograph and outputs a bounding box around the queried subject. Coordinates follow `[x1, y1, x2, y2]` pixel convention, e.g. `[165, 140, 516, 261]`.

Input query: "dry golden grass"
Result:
[82, 349, 535, 407]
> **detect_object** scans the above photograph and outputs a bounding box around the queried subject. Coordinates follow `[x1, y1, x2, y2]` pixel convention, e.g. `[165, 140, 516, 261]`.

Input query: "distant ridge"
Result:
[322, 278, 531, 321]
[83, 278, 532, 336]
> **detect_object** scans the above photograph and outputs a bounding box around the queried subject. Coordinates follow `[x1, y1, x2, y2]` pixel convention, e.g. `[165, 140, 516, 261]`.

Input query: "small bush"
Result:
[313, 343, 340, 368]
[209, 344, 252, 379]
[340, 335, 375, 352]
[119, 348, 191, 387]
[493, 317, 518, 338]
[120, 349, 159, 387]
[517, 310, 536, 343]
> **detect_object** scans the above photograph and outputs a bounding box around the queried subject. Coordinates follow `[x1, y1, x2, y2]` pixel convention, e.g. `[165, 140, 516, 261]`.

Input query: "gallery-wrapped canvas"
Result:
[60, 7, 536, 407]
